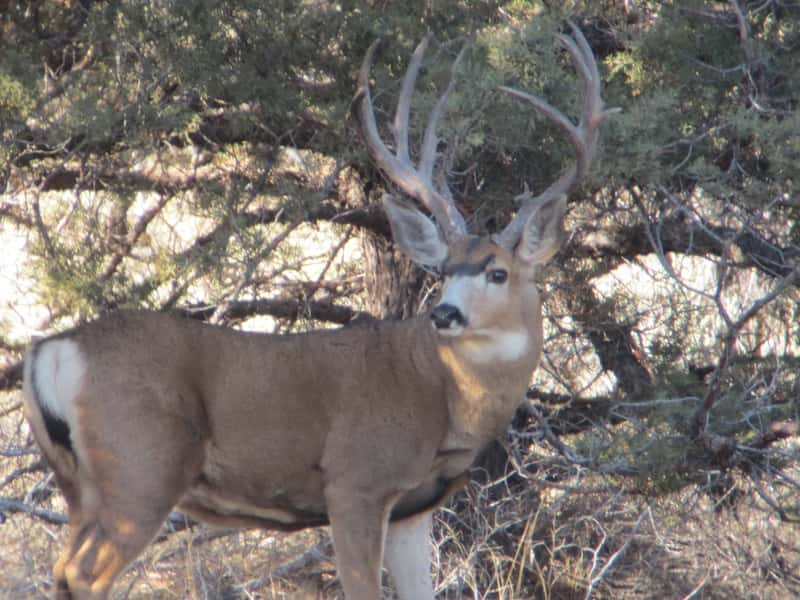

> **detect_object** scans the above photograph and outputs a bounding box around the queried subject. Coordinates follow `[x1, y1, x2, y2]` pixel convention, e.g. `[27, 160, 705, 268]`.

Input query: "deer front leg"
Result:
[385, 510, 435, 600]
[325, 485, 394, 600]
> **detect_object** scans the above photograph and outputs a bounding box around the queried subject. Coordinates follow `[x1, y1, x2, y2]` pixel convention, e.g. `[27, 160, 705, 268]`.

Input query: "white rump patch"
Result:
[32, 338, 86, 423]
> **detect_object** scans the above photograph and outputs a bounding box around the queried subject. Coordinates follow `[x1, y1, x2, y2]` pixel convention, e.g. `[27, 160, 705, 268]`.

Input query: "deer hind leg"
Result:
[55, 520, 144, 600]
[54, 399, 205, 599]
[384, 510, 435, 600]
[53, 470, 190, 600]
[50, 463, 83, 598]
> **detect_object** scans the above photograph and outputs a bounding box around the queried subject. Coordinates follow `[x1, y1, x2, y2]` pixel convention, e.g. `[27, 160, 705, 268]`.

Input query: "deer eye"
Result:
[486, 269, 508, 284]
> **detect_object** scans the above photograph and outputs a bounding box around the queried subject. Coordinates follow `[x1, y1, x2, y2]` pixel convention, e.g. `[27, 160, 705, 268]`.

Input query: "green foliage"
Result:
[0, 69, 35, 118]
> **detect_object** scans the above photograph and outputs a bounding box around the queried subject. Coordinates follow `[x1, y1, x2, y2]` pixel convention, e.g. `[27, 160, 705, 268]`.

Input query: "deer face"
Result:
[431, 236, 515, 337]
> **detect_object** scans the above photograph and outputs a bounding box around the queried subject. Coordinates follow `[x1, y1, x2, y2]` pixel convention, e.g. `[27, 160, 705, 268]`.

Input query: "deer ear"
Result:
[515, 195, 567, 265]
[383, 194, 448, 267]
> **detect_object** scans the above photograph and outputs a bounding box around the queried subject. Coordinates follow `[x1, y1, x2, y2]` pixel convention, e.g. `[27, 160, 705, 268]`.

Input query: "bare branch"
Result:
[0, 460, 47, 490]
[0, 400, 23, 418]
[0, 497, 67, 525]
[180, 298, 372, 326]
[210, 217, 303, 325]
[0, 447, 39, 458]
[691, 262, 800, 437]
[571, 205, 800, 283]
[585, 510, 648, 600]
[305, 227, 355, 301]
[97, 191, 174, 284]
[234, 542, 331, 593]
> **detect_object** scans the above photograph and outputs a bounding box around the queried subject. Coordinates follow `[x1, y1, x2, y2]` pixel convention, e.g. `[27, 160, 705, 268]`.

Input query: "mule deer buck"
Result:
[23, 24, 612, 600]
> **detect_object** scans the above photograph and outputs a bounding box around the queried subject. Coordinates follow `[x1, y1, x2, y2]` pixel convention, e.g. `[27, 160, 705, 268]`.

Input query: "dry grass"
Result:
[2, 387, 799, 599]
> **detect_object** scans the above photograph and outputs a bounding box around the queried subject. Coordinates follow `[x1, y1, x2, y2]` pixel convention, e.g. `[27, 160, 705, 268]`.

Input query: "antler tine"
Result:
[420, 41, 469, 235]
[419, 42, 469, 182]
[393, 35, 431, 164]
[352, 36, 468, 240]
[494, 23, 619, 250]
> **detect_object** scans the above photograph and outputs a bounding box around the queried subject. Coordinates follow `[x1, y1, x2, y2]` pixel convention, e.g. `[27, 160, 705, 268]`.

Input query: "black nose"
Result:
[430, 304, 467, 330]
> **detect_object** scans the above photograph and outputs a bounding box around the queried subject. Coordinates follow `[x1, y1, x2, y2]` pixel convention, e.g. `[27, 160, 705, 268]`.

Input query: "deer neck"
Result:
[433, 318, 542, 449]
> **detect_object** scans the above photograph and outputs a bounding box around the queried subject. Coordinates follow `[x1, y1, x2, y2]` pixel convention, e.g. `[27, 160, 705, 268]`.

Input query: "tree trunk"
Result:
[341, 168, 429, 320]
[360, 231, 427, 319]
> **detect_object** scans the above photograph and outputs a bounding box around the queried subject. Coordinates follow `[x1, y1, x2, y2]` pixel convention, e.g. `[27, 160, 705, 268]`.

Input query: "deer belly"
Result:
[178, 476, 329, 532]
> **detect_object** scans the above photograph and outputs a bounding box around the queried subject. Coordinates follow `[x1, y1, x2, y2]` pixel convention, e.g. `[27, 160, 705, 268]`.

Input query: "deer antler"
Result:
[353, 36, 468, 241]
[494, 22, 619, 250]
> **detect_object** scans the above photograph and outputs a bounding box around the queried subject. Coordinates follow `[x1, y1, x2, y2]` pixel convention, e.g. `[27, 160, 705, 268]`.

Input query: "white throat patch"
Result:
[460, 329, 530, 364]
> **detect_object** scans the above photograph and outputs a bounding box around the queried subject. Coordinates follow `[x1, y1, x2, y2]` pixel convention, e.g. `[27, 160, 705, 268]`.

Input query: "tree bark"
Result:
[344, 168, 428, 320]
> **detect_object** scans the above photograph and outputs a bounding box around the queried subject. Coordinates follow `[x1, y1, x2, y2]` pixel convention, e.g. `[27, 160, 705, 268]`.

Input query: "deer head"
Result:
[352, 24, 615, 349]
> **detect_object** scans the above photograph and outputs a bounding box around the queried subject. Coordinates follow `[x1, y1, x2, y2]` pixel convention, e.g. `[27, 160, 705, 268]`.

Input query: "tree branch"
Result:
[179, 297, 373, 326]
[0, 497, 67, 525]
[691, 263, 800, 437]
[570, 213, 799, 283]
[97, 191, 175, 284]
[0, 360, 23, 391]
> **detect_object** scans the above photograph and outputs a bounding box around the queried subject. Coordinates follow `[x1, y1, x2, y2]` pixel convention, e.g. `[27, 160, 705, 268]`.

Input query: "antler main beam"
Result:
[353, 36, 468, 241]
[494, 22, 619, 249]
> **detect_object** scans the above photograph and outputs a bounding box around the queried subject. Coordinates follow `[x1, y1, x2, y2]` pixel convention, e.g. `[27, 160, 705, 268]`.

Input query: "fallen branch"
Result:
[0, 497, 67, 525]
[234, 542, 331, 593]
[0, 447, 39, 458]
